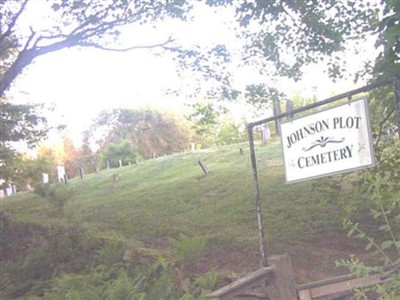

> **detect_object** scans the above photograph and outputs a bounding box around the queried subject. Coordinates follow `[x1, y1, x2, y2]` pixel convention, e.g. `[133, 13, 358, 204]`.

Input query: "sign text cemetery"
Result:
[280, 98, 375, 183]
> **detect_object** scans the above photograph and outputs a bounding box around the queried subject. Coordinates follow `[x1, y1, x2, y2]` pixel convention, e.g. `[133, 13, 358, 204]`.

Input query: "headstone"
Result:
[198, 158, 209, 174]
[113, 174, 119, 182]
[191, 142, 195, 152]
[12, 185, 17, 194]
[57, 165, 65, 183]
[107, 159, 110, 169]
[119, 160, 122, 168]
[42, 173, 49, 184]
[262, 123, 271, 142]
[286, 99, 294, 119]
[5, 185, 12, 196]
[95, 167, 99, 173]
[239, 148, 244, 155]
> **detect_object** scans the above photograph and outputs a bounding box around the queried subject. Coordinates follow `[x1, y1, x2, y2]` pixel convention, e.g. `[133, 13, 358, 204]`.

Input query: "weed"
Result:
[170, 234, 207, 265]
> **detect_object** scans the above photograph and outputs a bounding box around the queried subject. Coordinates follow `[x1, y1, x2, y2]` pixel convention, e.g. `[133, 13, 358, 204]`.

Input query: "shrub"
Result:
[170, 234, 207, 265]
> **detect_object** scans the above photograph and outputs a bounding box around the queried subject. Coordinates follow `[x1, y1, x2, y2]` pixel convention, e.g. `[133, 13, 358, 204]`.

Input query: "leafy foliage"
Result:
[0, 99, 50, 185]
[91, 108, 190, 159]
[43, 268, 146, 300]
[170, 234, 207, 266]
[335, 136, 400, 299]
[100, 141, 138, 169]
[0, 0, 190, 97]
[187, 101, 245, 147]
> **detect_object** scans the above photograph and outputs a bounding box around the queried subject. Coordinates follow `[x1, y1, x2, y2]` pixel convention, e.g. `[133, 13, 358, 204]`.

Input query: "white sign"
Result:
[280, 98, 375, 183]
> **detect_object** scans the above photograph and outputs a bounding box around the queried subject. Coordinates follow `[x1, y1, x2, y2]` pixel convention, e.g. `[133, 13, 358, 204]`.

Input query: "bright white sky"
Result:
[8, 1, 377, 147]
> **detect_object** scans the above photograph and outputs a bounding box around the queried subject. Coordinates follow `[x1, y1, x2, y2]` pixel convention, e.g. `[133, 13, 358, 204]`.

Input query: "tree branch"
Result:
[1, 0, 30, 43]
[78, 37, 175, 52]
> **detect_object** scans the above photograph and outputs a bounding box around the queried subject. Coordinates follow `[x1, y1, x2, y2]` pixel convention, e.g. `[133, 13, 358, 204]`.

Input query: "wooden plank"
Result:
[298, 273, 384, 298]
[206, 267, 274, 299]
[298, 289, 312, 300]
[298, 273, 353, 290]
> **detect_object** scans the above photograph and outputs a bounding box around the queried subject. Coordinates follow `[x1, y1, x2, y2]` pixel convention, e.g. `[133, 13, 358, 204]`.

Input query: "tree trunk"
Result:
[1, 49, 36, 97]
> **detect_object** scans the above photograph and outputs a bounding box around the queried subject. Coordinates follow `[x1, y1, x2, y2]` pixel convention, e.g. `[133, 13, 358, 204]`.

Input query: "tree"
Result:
[186, 100, 245, 147]
[226, 0, 398, 81]
[0, 99, 49, 184]
[0, 0, 191, 97]
[78, 130, 99, 173]
[61, 134, 79, 178]
[100, 141, 137, 168]
[90, 108, 190, 159]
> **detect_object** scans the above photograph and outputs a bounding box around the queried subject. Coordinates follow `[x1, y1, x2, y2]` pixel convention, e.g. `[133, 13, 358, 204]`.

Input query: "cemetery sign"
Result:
[280, 98, 375, 183]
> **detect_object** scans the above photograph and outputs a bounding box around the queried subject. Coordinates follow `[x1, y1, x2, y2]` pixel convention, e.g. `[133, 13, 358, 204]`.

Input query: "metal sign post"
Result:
[247, 77, 399, 267]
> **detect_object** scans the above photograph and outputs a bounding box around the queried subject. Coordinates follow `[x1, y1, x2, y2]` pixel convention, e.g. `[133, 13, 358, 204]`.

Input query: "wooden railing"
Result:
[207, 255, 297, 300]
[206, 254, 398, 300]
[297, 264, 397, 300]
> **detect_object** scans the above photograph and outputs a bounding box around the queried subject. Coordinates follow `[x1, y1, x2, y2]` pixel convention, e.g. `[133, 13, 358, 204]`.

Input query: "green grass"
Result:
[1, 138, 359, 282]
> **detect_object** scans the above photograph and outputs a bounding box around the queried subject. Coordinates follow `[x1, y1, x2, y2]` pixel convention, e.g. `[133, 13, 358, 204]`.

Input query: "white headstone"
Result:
[57, 166, 65, 183]
[5, 185, 12, 196]
[42, 173, 49, 184]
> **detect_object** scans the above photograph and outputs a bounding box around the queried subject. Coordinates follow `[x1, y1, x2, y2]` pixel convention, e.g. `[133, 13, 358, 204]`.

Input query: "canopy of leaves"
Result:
[0, 100, 49, 183]
[0, 0, 191, 97]
[101, 141, 138, 168]
[0, 100, 48, 147]
[91, 108, 190, 159]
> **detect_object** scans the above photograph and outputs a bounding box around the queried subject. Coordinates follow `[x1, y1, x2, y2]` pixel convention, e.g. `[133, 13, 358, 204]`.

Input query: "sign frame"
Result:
[279, 98, 375, 184]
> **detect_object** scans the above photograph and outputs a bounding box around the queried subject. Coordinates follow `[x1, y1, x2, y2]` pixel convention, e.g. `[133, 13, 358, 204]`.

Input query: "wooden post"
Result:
[79, 167, 84, 179]
[63, 174, 68, 185]
[239, 148, 244, 155]
[273, 97, 281, 134]
[267, 255, 297, 300]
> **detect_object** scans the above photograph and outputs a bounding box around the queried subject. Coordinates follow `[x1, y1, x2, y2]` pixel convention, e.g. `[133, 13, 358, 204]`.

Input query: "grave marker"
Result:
[198, 158, 209, 174]
[42, 173, 49, 184]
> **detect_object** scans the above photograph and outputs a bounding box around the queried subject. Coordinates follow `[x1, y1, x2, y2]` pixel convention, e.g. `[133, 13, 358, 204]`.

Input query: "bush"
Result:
[170, 234, 207, 265]
[35, 184, 75, 215]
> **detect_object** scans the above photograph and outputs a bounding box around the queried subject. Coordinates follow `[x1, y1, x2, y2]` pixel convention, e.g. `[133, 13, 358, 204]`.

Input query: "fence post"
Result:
[267, 255, 297, 300]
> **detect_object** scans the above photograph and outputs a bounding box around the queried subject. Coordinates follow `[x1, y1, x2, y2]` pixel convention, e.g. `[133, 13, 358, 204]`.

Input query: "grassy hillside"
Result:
[0, 138, 383, 298]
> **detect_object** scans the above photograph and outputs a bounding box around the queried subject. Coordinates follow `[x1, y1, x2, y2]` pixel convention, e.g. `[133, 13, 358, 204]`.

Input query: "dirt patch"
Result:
[181, 232, 385, 285]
